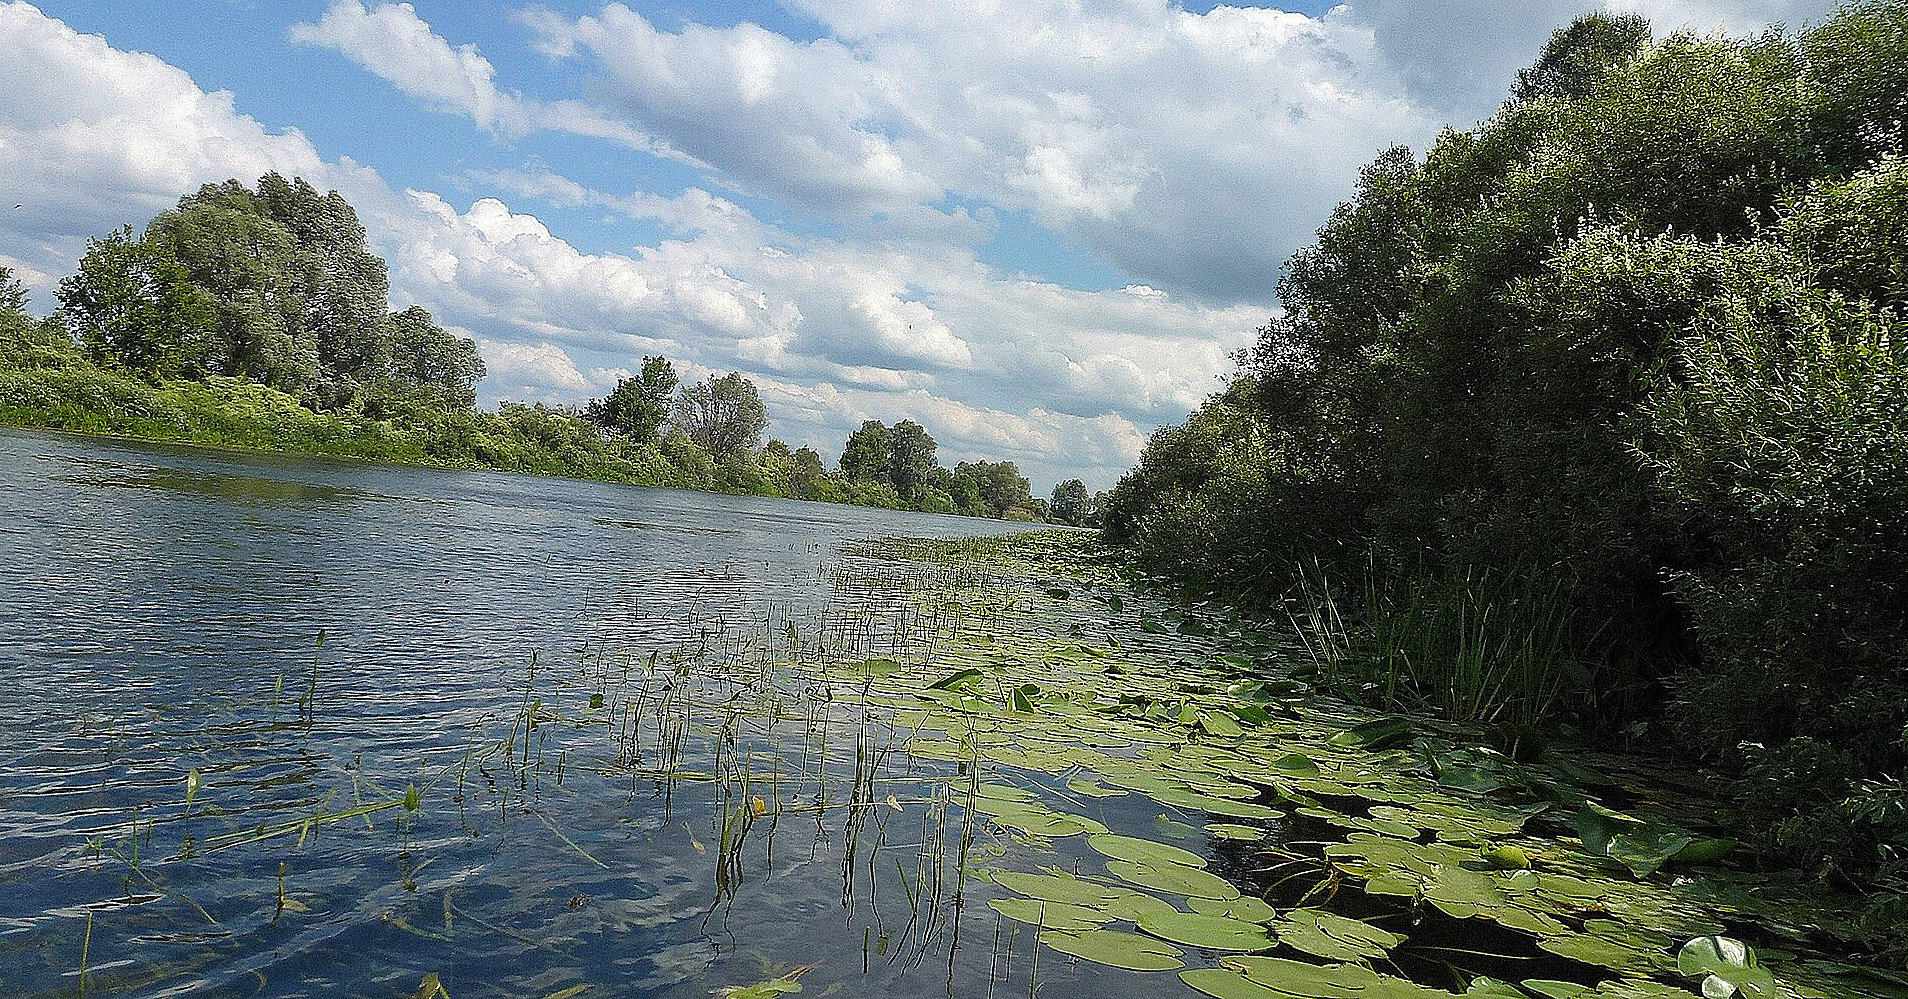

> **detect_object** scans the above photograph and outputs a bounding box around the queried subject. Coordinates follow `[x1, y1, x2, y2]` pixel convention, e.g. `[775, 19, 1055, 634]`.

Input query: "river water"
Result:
[0, 430, 1050, 998]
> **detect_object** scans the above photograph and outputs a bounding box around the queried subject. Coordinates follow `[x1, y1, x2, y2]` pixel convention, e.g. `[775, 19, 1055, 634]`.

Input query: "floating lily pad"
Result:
[1106, 859, 1242, 900]
[1089, 833, 1208, 868]
[987, 897, 1108, 932]
[1138, 911, 1275, 952]
[1190, 894, 1278, 923]
[1207, 823, 1269, 842]
[1039, 928, 1185, 971]
[1274, 908, 1404, 962]
[1180, 968, 1283, 999]
[1677, 936, 1776, 999]
[1328, 718, 1414, 750]
[988, 871, 1124, 907]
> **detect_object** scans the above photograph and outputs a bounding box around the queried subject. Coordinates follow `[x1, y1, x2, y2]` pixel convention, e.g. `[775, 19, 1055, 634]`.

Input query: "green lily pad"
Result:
[1089, 833, 1208, 868]
[1328, 718, 1414, 750]
[1181, 969, 1284, 999]
[1103, 887, 1183, 923]
[1671, 838, 1737, 865]
[1106, 859, 1242, 900]
[1677, 936, 1776, 999]
[1274, 908, 1404, 962]
[1207, 823, 1269, 842]
[1137, 911, 1275, 952]
[987, 897, 1109, 932]
[1190, 894, 1278, 923]
[1040, 928, 1185, 971]
[988, 870, 1124, 907]
[1521, 981, 1597, 999]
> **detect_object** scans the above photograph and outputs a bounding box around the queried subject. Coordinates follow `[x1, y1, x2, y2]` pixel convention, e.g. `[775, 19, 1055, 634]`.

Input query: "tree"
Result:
[0, 267, 77, 370]
[674, 371, 768, 460]
[839, 420, 891, 483]
[384, 305, 485, 409]
[953, 460, 1032, 517]
[1511, 13, 1651, 104]
[886, 419, 939, 501]
[1050, 478, 1090, 526]
[59, 225, 218, 378]
[589, 355, 677, 443]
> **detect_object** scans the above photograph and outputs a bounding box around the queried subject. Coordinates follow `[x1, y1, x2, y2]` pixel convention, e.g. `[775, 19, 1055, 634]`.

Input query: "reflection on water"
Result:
[0, 430, 1059, 999]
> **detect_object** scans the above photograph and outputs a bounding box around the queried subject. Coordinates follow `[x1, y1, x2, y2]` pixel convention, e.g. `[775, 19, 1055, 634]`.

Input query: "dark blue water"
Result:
[0, 430, 1065, 999]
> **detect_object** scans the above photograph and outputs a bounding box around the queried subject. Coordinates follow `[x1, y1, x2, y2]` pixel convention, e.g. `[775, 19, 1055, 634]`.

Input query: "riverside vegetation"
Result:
[0, 174, 1082, 523]
[1103, 2, 1908, 944]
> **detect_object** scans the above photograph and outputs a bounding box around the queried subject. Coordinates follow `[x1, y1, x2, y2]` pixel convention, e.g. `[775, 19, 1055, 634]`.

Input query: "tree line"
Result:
[0, 174, 1095, 523]
[1105, 2, 1908, 910]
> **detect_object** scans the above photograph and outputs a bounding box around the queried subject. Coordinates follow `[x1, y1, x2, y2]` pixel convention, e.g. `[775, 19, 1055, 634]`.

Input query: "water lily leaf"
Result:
[1521, 981, 1597, 999]
[1269, 753, 1320, 777]
[1463, 980, 1527, 999]
[1670, 838, 1737, 865]
[1138, 912, 1275, 952]
[1678, 936, 1776, 999]
[988, 871, 1124, 907]
[1199, 710, 1246, 737]
[1011, 683, 1040, 712]
[1089, 833, 1207, 868]
[1066, 779, 1126, 799]
[1107, 594, 1125, 613]
[987, 897, 1109, 932]
[1151, 788, 1283, 820]
[1207, 823, 1268, 842]
[1103, 887, 1183, 923]
[1040, 928, 1185, 971]
[1274, 908, 1404, 962]
[1106, 859, 1241, 900]
[1481, 845, 1531, 870]
[1605, 829, 1695, 879]
[1047, 588, 1071, 600]
[1328, 718, 1414, 750]
[1181, 968, 1284, 999]
[1190, 895, 1277, 923]
[927, 667, 983, 691]
[1572, 802, 1645, 856]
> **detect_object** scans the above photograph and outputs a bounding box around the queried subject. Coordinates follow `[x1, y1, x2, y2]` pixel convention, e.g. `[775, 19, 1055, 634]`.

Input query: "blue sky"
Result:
[0, 0, 1836, 490]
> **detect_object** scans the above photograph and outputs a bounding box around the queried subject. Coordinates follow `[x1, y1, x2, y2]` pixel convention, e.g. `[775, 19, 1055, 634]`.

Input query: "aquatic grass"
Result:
[1288, 556, 1605, 728]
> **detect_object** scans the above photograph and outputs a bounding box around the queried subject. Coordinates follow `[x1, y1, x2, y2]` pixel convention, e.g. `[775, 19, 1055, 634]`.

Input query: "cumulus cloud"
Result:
[0, 0, 1842, 488]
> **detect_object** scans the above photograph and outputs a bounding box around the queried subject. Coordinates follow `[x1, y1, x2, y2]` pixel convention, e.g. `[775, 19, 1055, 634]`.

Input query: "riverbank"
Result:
[0, 362, 1047, 521]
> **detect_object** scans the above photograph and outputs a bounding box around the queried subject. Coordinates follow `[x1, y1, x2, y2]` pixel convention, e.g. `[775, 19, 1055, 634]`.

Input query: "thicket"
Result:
[1105, 2, 1908, 905]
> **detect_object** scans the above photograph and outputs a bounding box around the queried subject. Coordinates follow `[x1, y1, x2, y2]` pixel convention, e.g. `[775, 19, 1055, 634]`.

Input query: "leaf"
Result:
[1106, 859, 1241, 900]
[1088, 833, 1207, 868]
[1198, 711, 1245, 737]
[927, 668, 983, 691]
[1572, 802, 1644, 856]
[1671, 838, 1737, 864]
[1678, 936, 1777, 999]
[1180, 969, 1283, 999]
[987, 897, 1109, 932]
[1040, 928, 1185, 971]
[1137, 911, 1275, 952]
[1480, 845, 1530, 870]
[1274, 908, 1404, 962]
[1327, 718, 1413, 750]
[1047, 587, 1071, 600]
[1189, 894, 1277, 924]
[1108, 594, 1125, 613]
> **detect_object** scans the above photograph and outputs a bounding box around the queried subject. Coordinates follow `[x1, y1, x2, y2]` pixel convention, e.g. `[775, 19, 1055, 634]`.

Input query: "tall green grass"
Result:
[1288, 557, 1605, 729]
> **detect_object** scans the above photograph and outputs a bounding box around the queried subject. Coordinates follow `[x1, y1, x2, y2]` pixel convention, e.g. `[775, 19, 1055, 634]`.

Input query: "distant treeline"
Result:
[1107, 3, 1908, 911]
[0, 174, 1100, 524]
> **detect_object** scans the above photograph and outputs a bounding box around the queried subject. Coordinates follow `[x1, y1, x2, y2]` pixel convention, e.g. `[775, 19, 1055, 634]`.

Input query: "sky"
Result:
[0, 0, 1838, 491]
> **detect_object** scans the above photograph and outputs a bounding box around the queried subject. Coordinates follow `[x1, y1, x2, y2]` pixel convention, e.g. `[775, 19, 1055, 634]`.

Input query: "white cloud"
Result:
[289, 1, 529, 137]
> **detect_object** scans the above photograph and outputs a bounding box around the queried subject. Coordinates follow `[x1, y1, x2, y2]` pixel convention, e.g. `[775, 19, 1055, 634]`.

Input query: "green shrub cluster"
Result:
[1105, 2, 1908, 895]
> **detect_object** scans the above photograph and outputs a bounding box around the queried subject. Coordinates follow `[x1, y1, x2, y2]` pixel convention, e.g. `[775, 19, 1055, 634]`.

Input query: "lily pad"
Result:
[1190, 894, 1278, 923]
[1677, 936, 1776, 999]
[1089, 833, 1208, 868]
[1039, 928, 1185, 971]
[987, 897, 1108, 932]
[1137, 911, 1275, 952]
[1274, 908, 1404, 962]
[1180, 969, 1284, 999]
[1106, 859, 1242, 900]
[988, 870, 1124, 907]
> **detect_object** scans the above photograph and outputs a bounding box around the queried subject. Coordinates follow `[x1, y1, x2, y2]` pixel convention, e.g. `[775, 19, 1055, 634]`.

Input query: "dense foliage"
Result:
[0, 176, 1051, 521]
[1105, 3, 1908, 900]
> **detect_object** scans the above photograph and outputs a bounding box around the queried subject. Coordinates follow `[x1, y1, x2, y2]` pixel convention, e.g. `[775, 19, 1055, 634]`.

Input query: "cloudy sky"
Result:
[0, 0, 1834, 490]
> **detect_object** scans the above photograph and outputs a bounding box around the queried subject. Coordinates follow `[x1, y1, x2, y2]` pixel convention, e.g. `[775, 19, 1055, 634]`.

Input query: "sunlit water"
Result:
[0, 429, 1110, 999]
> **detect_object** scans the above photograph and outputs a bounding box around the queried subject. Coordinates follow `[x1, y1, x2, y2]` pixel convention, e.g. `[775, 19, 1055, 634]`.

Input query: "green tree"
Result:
[953, 460, 1031, 518]
[674, 371, 769, 461]
[839, 419, 891, 483]
[1049, 478, 1090, 526]
[383, 305, 485, 410]
[58, 225, 218, 377]
[886, 419, 938, 501]
[589, 355, 677, 442]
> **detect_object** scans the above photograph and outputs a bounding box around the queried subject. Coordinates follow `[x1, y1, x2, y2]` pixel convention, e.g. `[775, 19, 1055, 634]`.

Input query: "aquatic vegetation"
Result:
[4, 521, 1899, 998]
